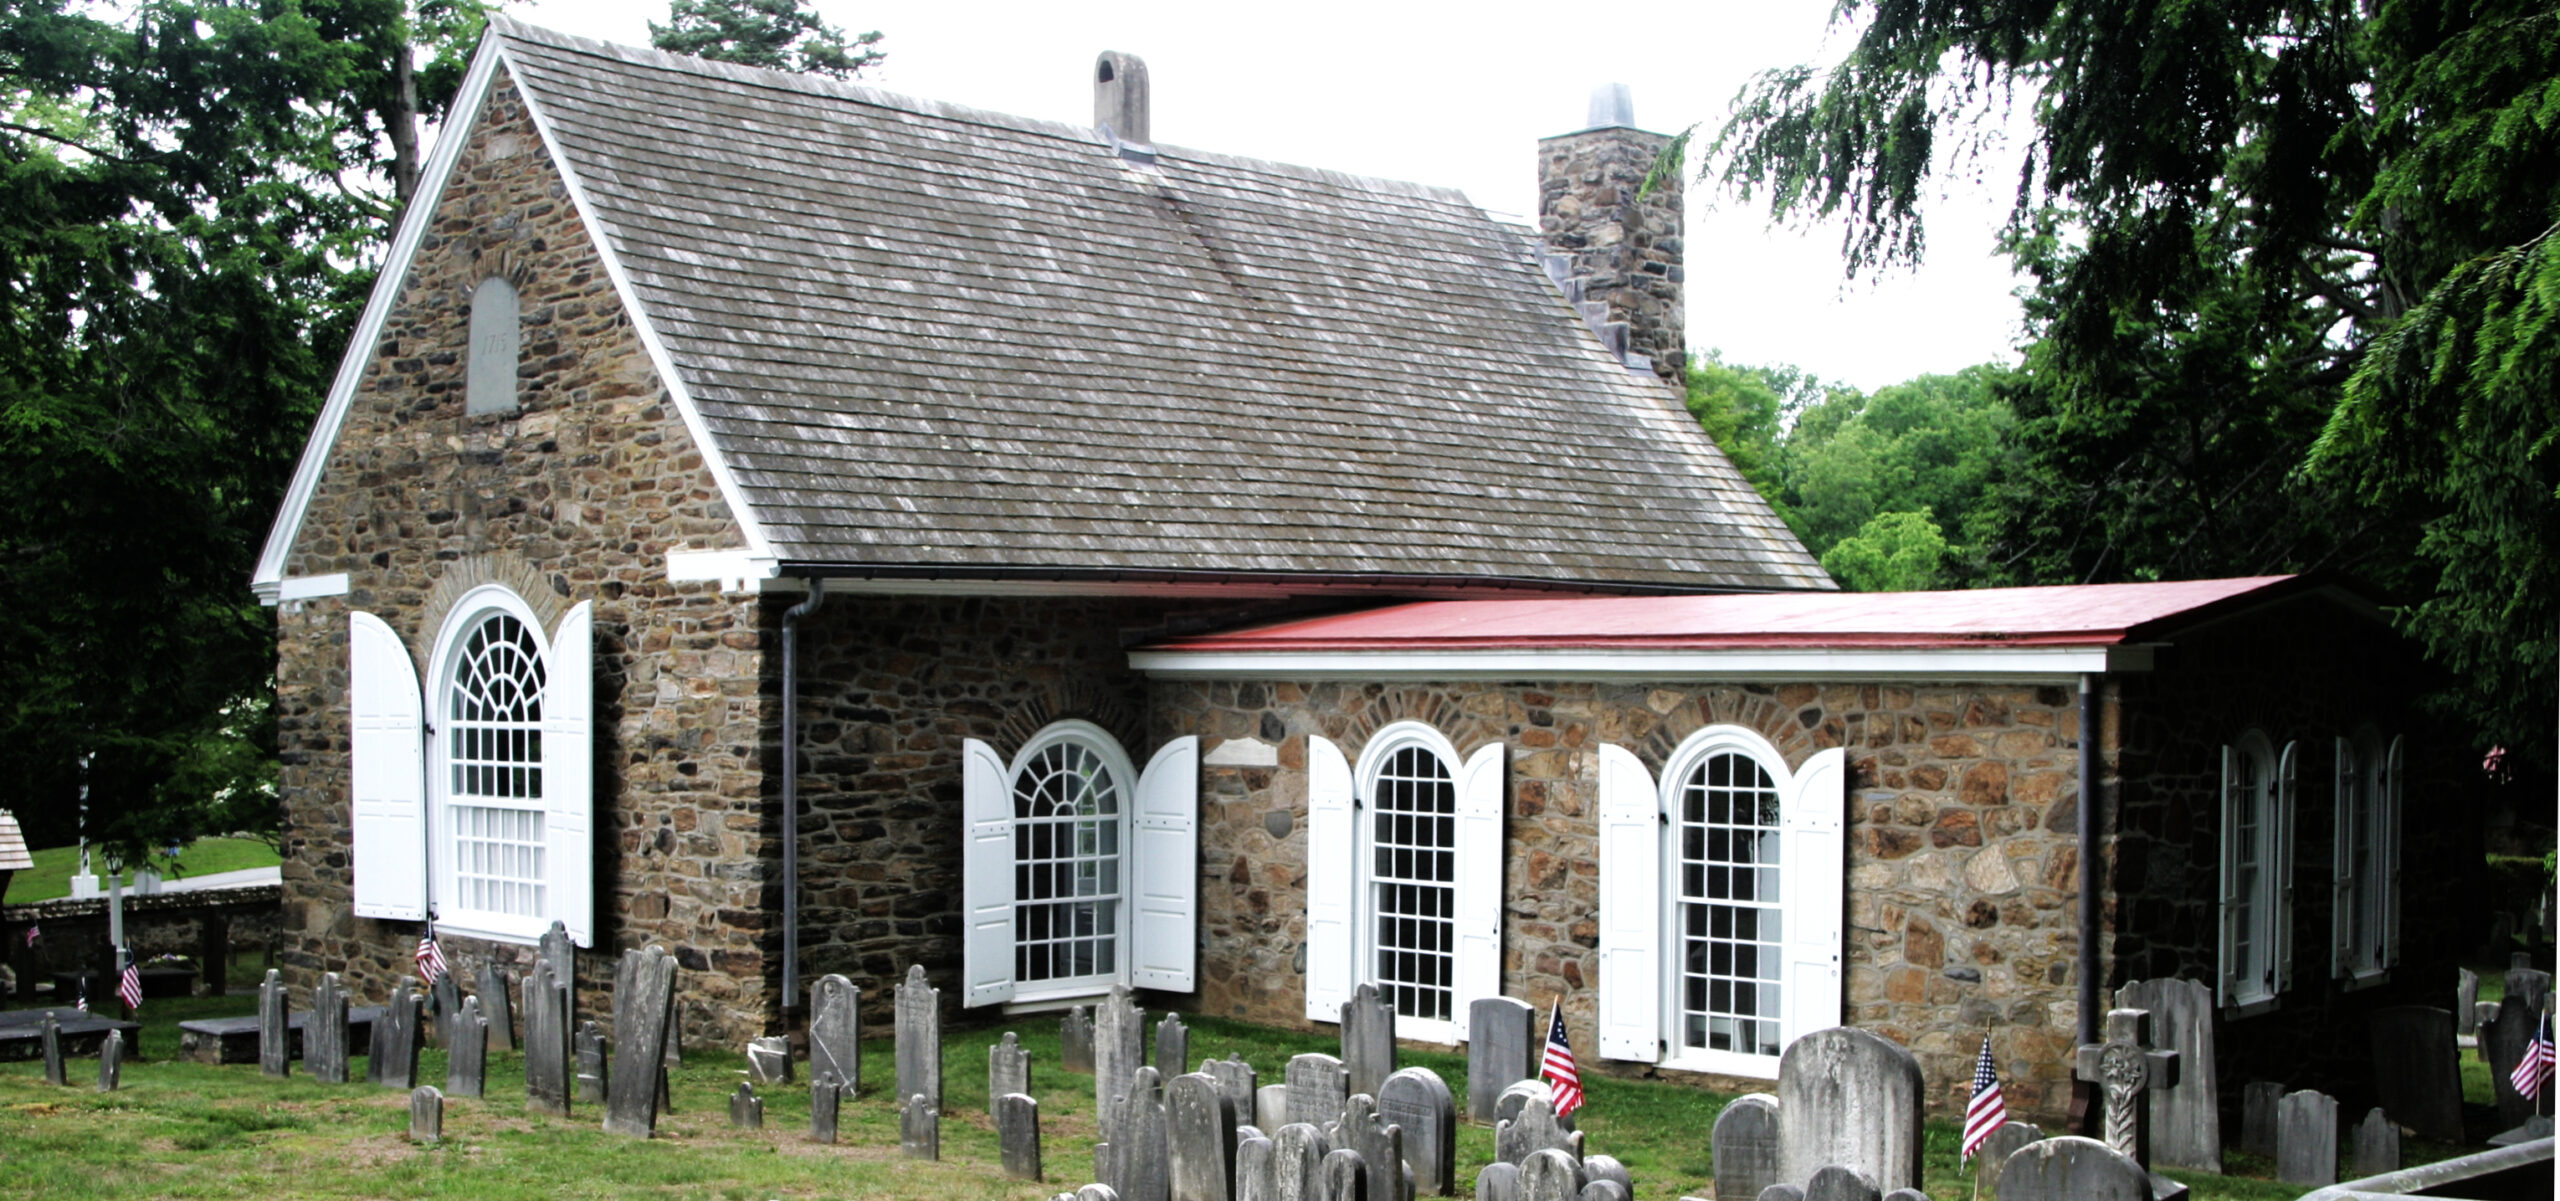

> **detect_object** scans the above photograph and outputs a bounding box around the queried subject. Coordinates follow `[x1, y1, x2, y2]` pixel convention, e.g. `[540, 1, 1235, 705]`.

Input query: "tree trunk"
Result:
[390, 37, 421, 206]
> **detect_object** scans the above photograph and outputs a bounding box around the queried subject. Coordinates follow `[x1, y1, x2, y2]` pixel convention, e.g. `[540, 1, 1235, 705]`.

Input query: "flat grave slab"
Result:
[178, 1007, 386, 1064]
[0, 1007, 142, 1062]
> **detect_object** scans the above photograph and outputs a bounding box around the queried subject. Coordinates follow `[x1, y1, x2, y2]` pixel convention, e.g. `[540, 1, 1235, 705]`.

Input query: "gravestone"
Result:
[523, 960, 570, 1115]
[1776, 1027, 1925, 1193]
[1473, 1163, 1519, 1201]
[1098, 984, 1148, 1112]
[2457, 969, 2481, 1035]
[2351, 1107, 2399, 1177]
[1995, 1136, 2150, 1201]
[746, 1035, 792, 1085]
[376, 987, 424, 1090]
[1496, 1080, 1572, 1133]
[1257, 1084, 1289, 1132]
[1580, 1155, 1631, 1198]
[1516, 1148, 1581, 1201]
[1494, 1095, 1582, 1166]
[1340, 1093, 1409, 1201]
[1120, 1067, 1173, 1201]
[2479, 1001, 2539, 1128]
[604, 946, 678, 1137]
[1273, 1122, 1334, 1201]
[1879, 1193, 1927, 1201]
[895, 964, 942, 1111]
[2239, 1082, 2282, 1157]
[1072, 1190, 1125, 1201]
[40, 1013, 65, 1085]
[96, 1029, 123, 1092]
[1236, 1132, 1277, 1201]
[2113, 978, 2219, 1173]
[574, 1020, 609, 1105]
[1320, 1148, 1371, 1201]
[1467, 997, 1537, 1123]
[1970, 1121, 2042, 1201]
[2070, 1008, 2179, 1170]
[810, 1072, 843, 1144]
[1712, 1094, 1782, 1201]
[1205, 1055, 1258, 1130]
[309, 972, 351, 1084]
[992, 1031, 1032, 1113]
[1579, 1183, 1627, 1201]
[477, 964, 515, 1052]
[1340, 983, 1397, 1099]
[1378, 1067, 1455, 1196]
[446, 994, 488, 1099]
[1063, 1005, 1096, 1073]
[538, 921, 574, 1014]
[809, 973, 858, 1092]
[730, 1081, 762, 1129]
[1157, 1014, 1191, 1082]
[1002, 1091, 1045, 1181]
[1757, 1188, 1806, 1201]
[2366, 1005, 2463, 1141]
[1286, 1053, 1350, 1129]
[410, 1085, 443, 1145]
[431, 972, 462, 1048]
[2275, 1089, 2338, 1187]
[1169, 1072, 1237, 1201]
[2508, 967, 2552, 1017]
[1803, 1166, 1880, 1201]
[257, 969, 290, 1078]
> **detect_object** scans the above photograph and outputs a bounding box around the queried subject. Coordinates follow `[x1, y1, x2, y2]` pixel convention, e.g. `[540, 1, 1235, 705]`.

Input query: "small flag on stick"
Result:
[1540, 1000, 1585, 1119]
[2512, 1007, 2552, 1101]
[116, 955, 143, 1012]
[1961, 1030, 2008, 1162]
[415, 921, 449, 986]
[74, 977, 89, 1014]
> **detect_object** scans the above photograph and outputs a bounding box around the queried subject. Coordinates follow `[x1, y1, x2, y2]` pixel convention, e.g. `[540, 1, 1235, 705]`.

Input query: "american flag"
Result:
[74, 977, 88, 1013]
[414, 923, 449, 985]
[22, 923, 36, 948]
[2512, 1007, 2552, 1101]
[1540, 1000, 1585, 1118]
[1961, 1031, 2008, 1161]
[116, 956, 143, 1012]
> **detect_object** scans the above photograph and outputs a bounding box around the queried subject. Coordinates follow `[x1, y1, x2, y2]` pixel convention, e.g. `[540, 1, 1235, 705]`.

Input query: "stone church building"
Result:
[256, 19, 2470, 1122]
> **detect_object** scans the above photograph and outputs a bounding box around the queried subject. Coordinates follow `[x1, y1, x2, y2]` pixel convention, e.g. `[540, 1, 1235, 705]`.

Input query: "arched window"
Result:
[1010, 724, 1134, 989]
[2331, 729, 2400, 986]
[1360, 729, 1462, 1025]
[466, 275, 520, 415]
[443, 606, 548, 919]
[1669, 744, 1786, 1059]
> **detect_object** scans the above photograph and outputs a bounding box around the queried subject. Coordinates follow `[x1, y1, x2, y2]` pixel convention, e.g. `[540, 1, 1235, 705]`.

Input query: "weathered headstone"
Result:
[808, 973, 858, 1092]
[1467, 997, 1537, 1123]
[1063, 1005, 1096, 1073]
[1274, 1122, 1333, 1201]
[1098, 984, 1148, 1111]
[810, 1072, 843, 1144]
[1200, 1055, 1257, 1128]
[993, 1031, 1032, 1114]
[376, 986, 424, 1090]
[257, 968, 290, 1078]
[477, 963, 515, 1052]
[1516, 1147, 1581, 1201]
[746, 1035, 792, 1085]
[410, 1085, 443, 1145]
[574, 1020, 609, 1105]
[1340, 983, 1397, 1099]
[305, 971, 349, 1084]
[1995, 1136, 2150, 1201]
[538, 920, 574, 1013]
[2367, 1005, 2463, 1141]
[1378, 1067, 1455, 1196]
[1340, 1093, 1410, 1201]
[1756, 1187, 1806, 1201]
[604, 946, 678, 1137]
[1002, 1091, 1045, 1182]
[892, 965, 942, 1111]
[2275, 1089, 2338, 1187]
[1474, 1162, 1520, 1201]
[2350, 1107, 2400, 1177]
[1776, 1027, 1925, 1193]
[1495, 1080, 1572, 1133]
[2457, 968, 2481, 1035]
[730, 1081, 763, 1129]
[2114, 979, 2219, 1173]
[431, 971, 462, 1048]
[1579, 1156, 1631, 1199]
[523, 960, 570, 1115]
[1321, 1148, 1371, 1201]
[446, 993, 488, 1099]
[1236, 1131, 1277, 1201]
[1121, 1068, 1172, 1201]
[1169, 1072, 1238, 1201]
[2479, 1001, 2539, 1128]
[2508, 967, 2552, 1017]
[95, 1029, 123, 1092]
[1970, 1121, 2043, 1201]
[40, 1013, 65, 1086]
[1286, 1053, 1350, 1129]
[1494, 1095, 1582, 1167]
[1879, 1192, 1927, 1201]
[1156, 1014, 1190, 1080]
[1258, 1084, 1289, 1132]
[1713, 1094, 1782, 1201]
[1803, 1166, 1881, 1201]
[2071, 1008, 2180, 1170]
[2239, 1082, 2282, 1157]
[1579, 1182, 1628, 1201]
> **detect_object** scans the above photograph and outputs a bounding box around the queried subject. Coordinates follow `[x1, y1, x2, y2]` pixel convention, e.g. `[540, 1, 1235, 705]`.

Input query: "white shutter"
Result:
[2331, 738, 2356, 978]
[1780, 748, 1846, 1041]
[1132, 736, 1200, 991]
[1594, 743, 1660, 1062]
[1452, 743, 1507, 1040]
[2381, 736, 2403, 969]
[349, 611, 427, 920]
[1304, 735, 1355, 1023]
[2274, 741, 2299, 993]
[543, 601, 594, 947]
[961, 738, 1016, 1007]
[2217, 744, 2243, 1005]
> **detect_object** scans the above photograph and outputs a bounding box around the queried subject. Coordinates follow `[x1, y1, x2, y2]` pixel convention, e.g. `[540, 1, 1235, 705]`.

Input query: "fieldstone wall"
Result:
[1153, 677, 2089, 1119]
[272, 65, 772, 1045]
[1538, 125, 1684, 377]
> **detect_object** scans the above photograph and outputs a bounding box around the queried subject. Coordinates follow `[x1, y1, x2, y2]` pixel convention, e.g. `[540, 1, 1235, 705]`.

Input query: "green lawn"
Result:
[3, 837, 280, 904]
[1, 993, 2491, 1200]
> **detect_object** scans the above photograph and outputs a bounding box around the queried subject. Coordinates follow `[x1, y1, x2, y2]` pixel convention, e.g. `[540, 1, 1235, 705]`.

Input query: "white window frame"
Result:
[2333, 729, 2400, 988]
[426, 584, 556, 945]
[1658, 727, 1790, 1078]
[1352, 721, 1469, 1045]
[2218, 731, 2289, 1015]
[1005, 720, 1141, 1005]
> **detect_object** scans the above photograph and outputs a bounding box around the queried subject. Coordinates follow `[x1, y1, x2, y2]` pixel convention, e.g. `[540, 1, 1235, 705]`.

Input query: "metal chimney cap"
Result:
[1586, 83, 1635, 130]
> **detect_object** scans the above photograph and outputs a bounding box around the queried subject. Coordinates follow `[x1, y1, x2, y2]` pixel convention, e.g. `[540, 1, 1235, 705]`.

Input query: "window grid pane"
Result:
[447, 613, 547, 919]
[453, 804, 547, 917]
[1371, 745, 1456, 1023]
[1014, 740, 1122, 986]
[2232, 752, 2260, 986]
[1679, 751, 1783, 1057]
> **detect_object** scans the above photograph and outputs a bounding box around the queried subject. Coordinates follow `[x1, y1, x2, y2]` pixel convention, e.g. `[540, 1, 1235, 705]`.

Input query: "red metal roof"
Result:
[1148, 576, 2310, 653]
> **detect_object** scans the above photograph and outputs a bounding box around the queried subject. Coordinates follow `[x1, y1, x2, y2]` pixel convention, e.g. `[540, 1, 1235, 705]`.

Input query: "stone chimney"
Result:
[1538, 84, 1684, 378]
[1094, 51, 1152, 158]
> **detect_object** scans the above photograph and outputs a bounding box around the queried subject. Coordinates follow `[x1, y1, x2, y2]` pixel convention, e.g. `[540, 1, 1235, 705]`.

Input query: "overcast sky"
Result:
[499, 0, 2030, 392]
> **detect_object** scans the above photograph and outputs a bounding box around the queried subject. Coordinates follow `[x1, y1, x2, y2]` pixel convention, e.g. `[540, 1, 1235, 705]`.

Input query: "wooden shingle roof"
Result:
[482, 22, 1830, 591]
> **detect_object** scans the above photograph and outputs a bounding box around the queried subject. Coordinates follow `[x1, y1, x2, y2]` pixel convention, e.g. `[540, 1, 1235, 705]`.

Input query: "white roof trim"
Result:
[1128, 644, 2156, 681]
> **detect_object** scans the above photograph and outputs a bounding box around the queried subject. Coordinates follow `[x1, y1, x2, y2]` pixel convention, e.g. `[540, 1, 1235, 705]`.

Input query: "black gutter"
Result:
[772, 561, 1828, 597]
[778, 578, 826, 1023]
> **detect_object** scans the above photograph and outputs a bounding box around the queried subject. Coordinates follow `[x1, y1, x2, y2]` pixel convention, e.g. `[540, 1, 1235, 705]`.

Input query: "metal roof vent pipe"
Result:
[1094, 51, 1154, 162]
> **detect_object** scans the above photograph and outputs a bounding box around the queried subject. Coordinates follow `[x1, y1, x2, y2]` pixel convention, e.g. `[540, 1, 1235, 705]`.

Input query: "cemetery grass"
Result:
[1, 837, 281, 903]
[0, 998, 2481, 1201]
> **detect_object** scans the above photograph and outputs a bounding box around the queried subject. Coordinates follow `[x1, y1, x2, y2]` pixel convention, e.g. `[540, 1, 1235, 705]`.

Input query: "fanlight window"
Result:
[447, 612, 546, 918]
[1369, 744, 1458, 1024]
[1013, 738, 1123, 986]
